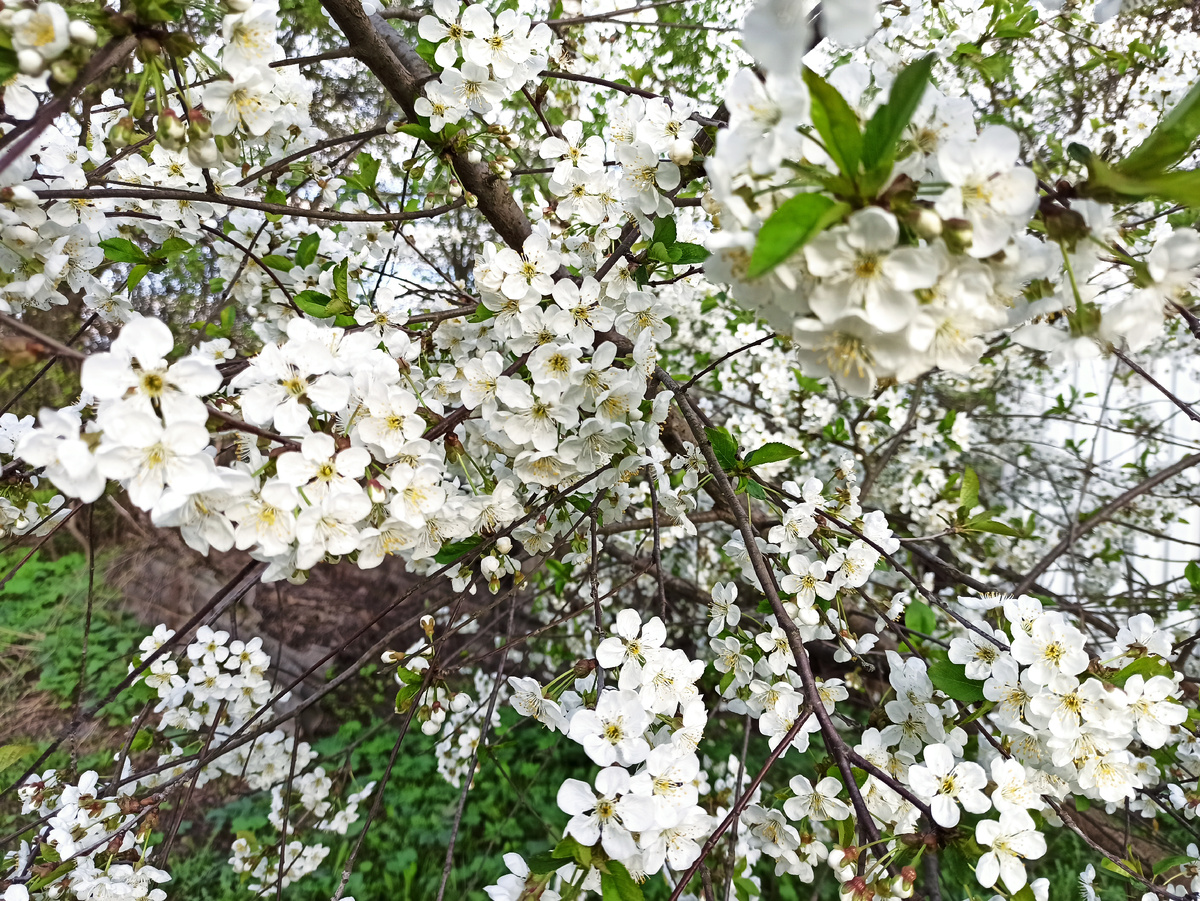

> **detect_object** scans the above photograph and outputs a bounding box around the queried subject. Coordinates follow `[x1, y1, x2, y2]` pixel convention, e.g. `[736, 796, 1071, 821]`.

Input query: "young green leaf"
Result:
[743, 442, 802, 468]
[747, 194, 849, 279]
[1110, 655, 1174, 688]
[295, 232, 320, 268]
[600, 861, 644, 901]
[904, 600, 937, 636]
[1118, 77, 1200, 176]
[861, 54, 936, 172]
[704, 426, 740, 471]
[434, 536, 484, 564]
[928, 660, 986, 703]
[958, 465, 979, 511]
[803, 67, 863, 180]
[99, 238, 151, 264]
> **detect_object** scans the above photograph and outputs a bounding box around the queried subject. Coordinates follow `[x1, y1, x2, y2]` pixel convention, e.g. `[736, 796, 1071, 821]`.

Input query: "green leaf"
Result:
[958, 466, 979, 511]
[904, 600, 936, 636]
[352, 152, 381, 193]
[1110, 655, 1174, 687]
[99, 238, 151, 264]
[394, 682, 422, 714]
[652, 216, 677, 247]
[704, 426, 739, 471]
[744, 442, 802, 468]
[396, 122, 441, 144]
[928, 660, 986, 703]
[434, 536, 483, 565]
[260, 254, 294, 271]
[127, 264, 150, 291]
[747, 194, 849, 279]
[294, 289, 332, 318]
[1072, 143, 1200, 207]
[1119, 77, 1200, 176]
[155, 236, 191, 259]
[861, 53, 935, 173]
[1153, 854, 1194, 877]
[964, 518, 1023, 537]
[1185, 560, 1200, 592]
[672, 242, 710, 264]
[295, 232, 320, 268]
[130, 729, 154, 752]
[526, 851, 563, 875]
[0, 743, 35, 774]
[332, 258, 350, 305]
[647, 241, 675, 263]
[552, 836, 591, 869]
[802, 67, 863, 180]
[600, 861, 644, 901]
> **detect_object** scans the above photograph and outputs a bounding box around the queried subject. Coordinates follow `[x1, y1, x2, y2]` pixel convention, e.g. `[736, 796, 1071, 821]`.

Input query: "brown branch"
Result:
[35, 185, 464, 223]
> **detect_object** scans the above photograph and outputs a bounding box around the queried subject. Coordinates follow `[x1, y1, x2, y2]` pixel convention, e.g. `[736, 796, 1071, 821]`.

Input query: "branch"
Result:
[35, 185, 464, 223]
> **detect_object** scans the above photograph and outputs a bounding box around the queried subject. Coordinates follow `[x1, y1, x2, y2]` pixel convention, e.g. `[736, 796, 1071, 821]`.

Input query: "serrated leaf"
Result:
[1153, 854, 1194, 876]
[526, 851, 562, 875]
[260, 254, 294, 271]
[1110, 655, 1174, 687]
[652, 216, 677, 247]
[434, 536, 483, 565]
[99, 238, 151, 264]
[965, 518, 1023, 537]
[744, 442, 801, 468]
[928, 660, 986, 703]
[904, 600, 936, 635]
[130, 729, 154, 752]
[704, 426, 739, 471]
[127, 264, 150, 291]
[394, 682, 421, 713]
[1072, 143, 1200, 207]
[396, 122, 441, 144]
[747, 194, 848, 279]
[295, 232, 320, 268]
[672, 242, 710, 264]
[600, 860, 644, 901]
[803, 67, 863, 180]
[1185, 560, 1200, 592]
[294, 289, 332, 318]
[353, 152, 381, 193]
[0, 743, 35, 774]
[861, 54, 935, 175]
[1119, 77, 1200, 176]
[332, 258, 350, 306]
[958, 465, 979, 511]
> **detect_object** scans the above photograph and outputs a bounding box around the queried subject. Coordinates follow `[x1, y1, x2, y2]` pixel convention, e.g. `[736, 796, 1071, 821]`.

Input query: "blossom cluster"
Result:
[3, 623, 373, 901]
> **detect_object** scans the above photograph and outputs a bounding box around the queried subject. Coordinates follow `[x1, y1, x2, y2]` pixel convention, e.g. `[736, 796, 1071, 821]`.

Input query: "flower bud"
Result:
[909, 207, 942, 239]
[450, 692, 471, 712]
[157, 109, 187, 151]
[381, 650, 402, 664]
[0, 185, 39, 208]
[421, 614, 436, 638]
[668, 138, 693, 165]
[17, 49, 44, 76]
[187, 110, 213, 142]
[942, 217, 973, 255]
[495, 536, 512, 555]
[700, 190, 720, 216]
[448, 180, 463, 198]
[69, 20, 98, 46]
[188, 139, 221, 169]
[366, 479, 388, 504]
[464, 192, 478, 209]
[49, 59, 77, 85]
[420, 719, 440, 735]
[466, 149, 483, 164]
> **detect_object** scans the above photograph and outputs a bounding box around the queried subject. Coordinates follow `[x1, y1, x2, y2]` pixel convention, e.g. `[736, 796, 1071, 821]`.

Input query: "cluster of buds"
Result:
[481, 536, 520, 594]
[5, 0, 97, 81]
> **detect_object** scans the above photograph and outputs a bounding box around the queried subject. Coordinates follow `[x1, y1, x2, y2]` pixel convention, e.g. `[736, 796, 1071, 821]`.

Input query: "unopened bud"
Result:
[448, 180, 463, 198]
[69, 20, 98, 46]
[466, 149, 482, 165]
[668, 138, 693, 165]
[910, 207, 942, 239]
[495, 536, 512, 555]
[367, 479, 388, 503]
[49, 59, 77, 85]
[17, 49, 44, 76]
[450, 692, 471, 712]
[942, 217, 973, 255]
[420, 719, 440, 735]
[574, 658, 597, 678]
[157, 110, 187, 150]
[188, 139, 220, 168]
[464, 192, 478, 209]
[381, 649, 402, 664]
[187, 109, 213, 141]
[0, 185, 39, 208]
